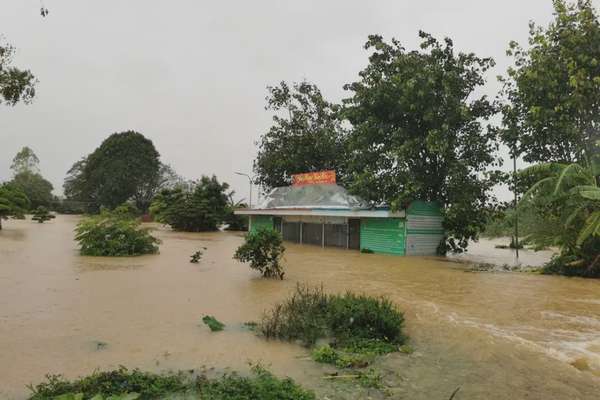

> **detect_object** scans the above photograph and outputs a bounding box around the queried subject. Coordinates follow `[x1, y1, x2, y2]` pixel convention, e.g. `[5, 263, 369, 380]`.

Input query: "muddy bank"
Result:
[1, 216, 599, 399]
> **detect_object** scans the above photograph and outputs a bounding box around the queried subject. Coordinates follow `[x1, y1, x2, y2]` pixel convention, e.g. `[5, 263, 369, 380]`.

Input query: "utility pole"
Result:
[235, 172, 254, 209]
[513, 151, 520, 261]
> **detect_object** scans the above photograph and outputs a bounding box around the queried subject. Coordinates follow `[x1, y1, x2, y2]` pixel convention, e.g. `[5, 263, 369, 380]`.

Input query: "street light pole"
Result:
[235, 172, 254, 209]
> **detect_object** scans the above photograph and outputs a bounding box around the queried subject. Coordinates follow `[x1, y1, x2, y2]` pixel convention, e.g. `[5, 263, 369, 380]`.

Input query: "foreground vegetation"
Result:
[257, 284, 406, 384]
[28, 365, 315, 400]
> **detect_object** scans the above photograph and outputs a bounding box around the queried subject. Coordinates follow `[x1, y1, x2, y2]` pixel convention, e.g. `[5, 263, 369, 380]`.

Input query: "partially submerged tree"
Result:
[501, 0, 600, 165]
[234, 227, 285, 279]
[75, 208, 160, 256]
[343, 32, 501, 252]
[9, 147, 54, 210]
[31, 206, 55, 223]
[0, 39, 36, 106]
[150, 175, 230, 231]
[254, 81, 348, 189]
[0, 183, 30, 230]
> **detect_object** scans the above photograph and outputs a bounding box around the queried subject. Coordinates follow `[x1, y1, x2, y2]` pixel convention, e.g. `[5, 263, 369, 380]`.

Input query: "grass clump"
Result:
[27, 367, 189, 399]
[260, 284, 406, 348]
[28, 366, 314, 400]
[260, 283, 406, 382]
[199, 364, 315, 400]
[202, 315, 225, 332]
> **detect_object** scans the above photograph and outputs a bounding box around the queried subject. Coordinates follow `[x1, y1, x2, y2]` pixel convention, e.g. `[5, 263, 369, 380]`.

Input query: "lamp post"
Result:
[235, 172, 254, 209]
[512, 149, 520, 261]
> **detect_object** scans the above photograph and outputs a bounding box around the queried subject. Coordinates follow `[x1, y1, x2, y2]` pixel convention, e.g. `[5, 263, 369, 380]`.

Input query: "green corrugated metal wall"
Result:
[250, 215, 273, 233]
[360, 218, 406, 255]
[406, 201, 444, 255]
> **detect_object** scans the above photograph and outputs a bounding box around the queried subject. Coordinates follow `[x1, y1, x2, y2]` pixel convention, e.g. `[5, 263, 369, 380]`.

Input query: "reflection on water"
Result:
[1, 216, 599, 399]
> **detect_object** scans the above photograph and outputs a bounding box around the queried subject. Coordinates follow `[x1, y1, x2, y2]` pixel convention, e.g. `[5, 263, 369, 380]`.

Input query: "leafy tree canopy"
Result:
[11, 171, 53, 209]
[501, 0, 600, 163]
[150, 175, 230, 232]
[63, 131, 161, 212]
[0, 39, 36, 106]
[10, 146, 40, 174]
[0, 183, 30, 229]
[254, 81, 348, 189]
[343, 32, 501, 252]
[8, 147, 53, 209]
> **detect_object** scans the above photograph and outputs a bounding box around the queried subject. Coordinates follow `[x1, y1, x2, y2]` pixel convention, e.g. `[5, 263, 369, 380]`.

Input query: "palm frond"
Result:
[553, 163, 585, 195]
[577, 211, 600, 246]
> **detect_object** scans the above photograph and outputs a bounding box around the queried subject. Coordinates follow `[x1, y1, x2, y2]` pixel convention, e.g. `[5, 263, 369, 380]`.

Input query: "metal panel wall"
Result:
[405, 202, 444, 255]
[302, 223, 323, 246]
[360, 218, 406, 255]
[324, 224, 348, 248]
[282, 221, 301, 243]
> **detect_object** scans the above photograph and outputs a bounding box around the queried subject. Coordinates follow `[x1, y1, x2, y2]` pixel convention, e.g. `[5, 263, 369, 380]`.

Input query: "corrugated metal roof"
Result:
[255, 184, 369, 210]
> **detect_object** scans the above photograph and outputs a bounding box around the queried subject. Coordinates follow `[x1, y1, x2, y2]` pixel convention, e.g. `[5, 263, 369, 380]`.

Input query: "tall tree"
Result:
[254, 81, 347, 189]
[0, 39, 36, 106]
[11, 146, 40, 174]
[501, 0, 600, 164]
[0, 183, 30, 230]
[132, 163, 180, 213]
[343, 32, 500, 253]
[9, 147, 54, 209]
[11, 171, 53, 209]
[64, 131, 161, 212]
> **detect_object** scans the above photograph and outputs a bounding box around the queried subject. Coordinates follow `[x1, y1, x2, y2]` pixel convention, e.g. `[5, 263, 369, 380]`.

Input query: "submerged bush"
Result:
[75, 210, 160, 256]
[31, 206, 55, 223]
[28, 365, 314, 400]
[234, 227, 285, 279]
[259, 284, 406, 350]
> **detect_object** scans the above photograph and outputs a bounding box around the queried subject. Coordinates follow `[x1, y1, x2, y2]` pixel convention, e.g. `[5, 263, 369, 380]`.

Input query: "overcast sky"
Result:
[2, 0, 598, 203]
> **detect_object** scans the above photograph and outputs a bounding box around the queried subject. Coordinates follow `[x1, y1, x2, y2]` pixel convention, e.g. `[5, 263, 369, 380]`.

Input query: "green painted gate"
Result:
[360, 218, 406, 255]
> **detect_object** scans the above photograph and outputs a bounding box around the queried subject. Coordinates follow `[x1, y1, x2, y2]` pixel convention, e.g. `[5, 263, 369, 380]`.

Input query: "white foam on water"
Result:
[446, 311, 600, 373]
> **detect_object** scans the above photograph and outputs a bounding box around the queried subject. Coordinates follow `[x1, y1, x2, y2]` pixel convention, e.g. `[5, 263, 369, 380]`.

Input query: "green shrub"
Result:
[75, 210, 160, 256]
[29, 366, 314, 400]
[27, 367, 189, 399]
[234, 227, 285, 279]
[259, 284, 406, 350]
[31, 206, 55, 223]
[199, 365, 315, 400]
[260, 284, 329, 344]
[327, 293, 406, 345]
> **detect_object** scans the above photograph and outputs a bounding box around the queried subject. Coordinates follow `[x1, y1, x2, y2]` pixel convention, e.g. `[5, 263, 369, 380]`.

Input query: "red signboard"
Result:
[292, 170, 336, 186]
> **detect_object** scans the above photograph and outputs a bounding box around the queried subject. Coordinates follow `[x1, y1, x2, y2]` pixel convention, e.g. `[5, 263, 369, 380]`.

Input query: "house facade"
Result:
[235, 172, 444, 256]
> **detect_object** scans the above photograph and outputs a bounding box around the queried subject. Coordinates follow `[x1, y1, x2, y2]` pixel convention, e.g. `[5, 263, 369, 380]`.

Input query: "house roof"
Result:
[254, 183, 369, 210]
[234, 183, 405, 218]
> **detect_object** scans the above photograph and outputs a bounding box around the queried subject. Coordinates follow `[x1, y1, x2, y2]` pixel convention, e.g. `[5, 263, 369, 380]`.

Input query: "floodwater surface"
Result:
[1, 216, 600, 399]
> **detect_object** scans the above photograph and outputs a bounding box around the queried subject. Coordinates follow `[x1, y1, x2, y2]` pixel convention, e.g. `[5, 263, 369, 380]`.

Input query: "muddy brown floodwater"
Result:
[1, 216, 600, 399]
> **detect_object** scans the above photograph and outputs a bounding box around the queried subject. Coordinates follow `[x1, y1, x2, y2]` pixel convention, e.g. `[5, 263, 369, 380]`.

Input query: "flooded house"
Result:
[235, 171, 444, 256]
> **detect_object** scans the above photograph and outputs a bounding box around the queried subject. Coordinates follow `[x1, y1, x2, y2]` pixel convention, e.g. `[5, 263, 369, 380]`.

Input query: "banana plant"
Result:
[520, 156, 600, 250]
